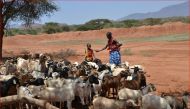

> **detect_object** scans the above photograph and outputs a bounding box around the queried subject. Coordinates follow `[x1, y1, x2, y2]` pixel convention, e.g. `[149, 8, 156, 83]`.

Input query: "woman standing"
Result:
[96, 32, 122, 65]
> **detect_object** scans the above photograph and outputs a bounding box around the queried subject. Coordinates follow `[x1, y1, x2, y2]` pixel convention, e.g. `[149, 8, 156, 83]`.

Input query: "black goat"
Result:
[0, 76, 20, 97]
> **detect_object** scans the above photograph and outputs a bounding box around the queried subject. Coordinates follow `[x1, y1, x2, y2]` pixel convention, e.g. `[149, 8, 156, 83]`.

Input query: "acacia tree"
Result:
[0, 0, 57, 62]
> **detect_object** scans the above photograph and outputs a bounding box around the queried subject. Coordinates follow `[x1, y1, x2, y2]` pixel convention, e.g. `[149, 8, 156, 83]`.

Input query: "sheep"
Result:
[118, 83, 156, 105]
[141, 94, 171, 109]
[92, 96, 138, 109]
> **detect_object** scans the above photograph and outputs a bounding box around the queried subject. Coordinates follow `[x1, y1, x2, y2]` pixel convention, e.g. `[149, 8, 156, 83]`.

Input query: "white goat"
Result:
[87, 62, 99, 70]
[0, 75, 15, 81]
[17, 58, 29, 74]
[112, 67, 126, 76]
[93, 96, 137, 109]
[118, 84, 156, 104]
[142, 94, 171, 109]
[28, 84, 75, 109]
[44, 77, 65, 88]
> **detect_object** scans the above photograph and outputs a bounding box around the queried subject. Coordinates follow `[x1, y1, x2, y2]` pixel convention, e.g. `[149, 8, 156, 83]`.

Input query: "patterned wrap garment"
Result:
[107, 39, 121, 65]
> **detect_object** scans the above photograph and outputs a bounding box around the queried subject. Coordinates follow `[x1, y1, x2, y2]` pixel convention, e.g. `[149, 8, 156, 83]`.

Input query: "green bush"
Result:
[26, 29, 38, 35]
[111, 22, 126, 28]
[43, 22, 62, 34]
[121, 19, 142, 28]
[77, 19, 112, 31]
[142, 18, 162, 26]
[61, 25, 70, 32]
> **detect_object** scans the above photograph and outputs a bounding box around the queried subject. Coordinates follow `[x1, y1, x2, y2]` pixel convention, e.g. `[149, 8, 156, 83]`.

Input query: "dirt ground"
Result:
[2, 22, 190, 94]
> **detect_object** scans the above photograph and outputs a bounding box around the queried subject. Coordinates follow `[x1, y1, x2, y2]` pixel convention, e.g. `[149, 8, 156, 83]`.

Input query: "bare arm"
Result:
[95, 44, 108, 52]
[114, 40, 122, 47]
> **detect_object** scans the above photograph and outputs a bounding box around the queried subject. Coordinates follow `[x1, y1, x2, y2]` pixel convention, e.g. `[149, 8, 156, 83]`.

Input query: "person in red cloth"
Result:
[96, 32, 122, 65]
[85, 43, 96, 62]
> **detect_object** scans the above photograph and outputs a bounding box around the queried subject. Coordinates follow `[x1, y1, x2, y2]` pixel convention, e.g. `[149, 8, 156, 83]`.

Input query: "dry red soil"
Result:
[3, 22, 190, 94]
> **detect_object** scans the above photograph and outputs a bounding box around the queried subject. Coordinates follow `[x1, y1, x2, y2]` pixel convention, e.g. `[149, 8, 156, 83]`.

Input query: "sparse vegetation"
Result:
[5, 16, 189, 36]
[51, 49, 77, 59]
[121, 48, 134, 56]
[20, 49, 30, 55]
[139, 50, 158, 57]
[44, 34, 189, 46]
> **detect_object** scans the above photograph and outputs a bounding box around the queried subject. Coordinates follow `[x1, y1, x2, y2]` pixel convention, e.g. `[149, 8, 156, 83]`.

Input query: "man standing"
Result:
[95, 32, 122, 65]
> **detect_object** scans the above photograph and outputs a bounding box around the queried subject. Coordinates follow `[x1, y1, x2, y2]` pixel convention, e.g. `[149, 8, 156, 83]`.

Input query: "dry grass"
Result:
[50, 49, 77, 60]
[139, 50, 159, 57]
[121, 48, 134, 56]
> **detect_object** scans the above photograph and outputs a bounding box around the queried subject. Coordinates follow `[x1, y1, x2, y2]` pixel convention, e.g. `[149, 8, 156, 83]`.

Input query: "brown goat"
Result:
[101, 71, 129, 98]
[120, 72, 146, 90]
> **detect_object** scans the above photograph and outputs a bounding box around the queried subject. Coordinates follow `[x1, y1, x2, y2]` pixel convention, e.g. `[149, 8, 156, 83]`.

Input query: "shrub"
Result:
[20, 49, 30, 55]
[43, 22, 62, 34]
[51, 49, 77, 59]
[77, 19, 112, 31]
[61, 25, 70, 32]
[121, 19, 142, 28]
[26, 29, 38, 35]
[142, 18, 162, 26]
[139, 50, 158, 57]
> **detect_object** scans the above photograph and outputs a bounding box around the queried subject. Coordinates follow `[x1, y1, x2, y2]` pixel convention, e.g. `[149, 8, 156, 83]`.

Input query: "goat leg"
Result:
[67, 101, 72, 109]
[59, 101, 62, 109]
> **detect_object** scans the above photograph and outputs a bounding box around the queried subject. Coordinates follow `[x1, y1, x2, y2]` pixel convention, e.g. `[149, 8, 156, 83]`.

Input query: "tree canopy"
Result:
[0, 0, 58, 62]
[2, 0, 57, 27]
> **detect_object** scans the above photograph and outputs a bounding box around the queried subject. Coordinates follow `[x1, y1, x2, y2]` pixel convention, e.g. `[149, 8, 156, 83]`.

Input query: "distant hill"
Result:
[118, 2, 189, 21]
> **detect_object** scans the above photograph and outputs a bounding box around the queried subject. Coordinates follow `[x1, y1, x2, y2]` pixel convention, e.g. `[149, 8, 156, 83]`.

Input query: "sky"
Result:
[38, 0, 187, 25]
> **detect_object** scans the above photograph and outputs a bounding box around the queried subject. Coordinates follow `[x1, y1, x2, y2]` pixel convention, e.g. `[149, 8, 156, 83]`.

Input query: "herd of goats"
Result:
[0, 53, 189, 109]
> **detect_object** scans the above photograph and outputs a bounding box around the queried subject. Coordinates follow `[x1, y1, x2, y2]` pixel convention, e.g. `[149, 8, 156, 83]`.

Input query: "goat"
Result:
[99, 70, 129, 97]
[141, 94, 171, 109]
[93, 96, 138, 109]
[161, 92, 189, 109]
[0, 76, 20, 97]
[118, 83, 156, 105]
[120, 71, 146, 90]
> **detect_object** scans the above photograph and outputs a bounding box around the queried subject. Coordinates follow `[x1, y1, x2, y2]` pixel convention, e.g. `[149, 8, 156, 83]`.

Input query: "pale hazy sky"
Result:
[38, 0, 187, 25]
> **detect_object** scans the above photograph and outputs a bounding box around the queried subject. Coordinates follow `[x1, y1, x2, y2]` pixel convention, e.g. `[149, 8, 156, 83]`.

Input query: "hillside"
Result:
[119, 2, 189, 20]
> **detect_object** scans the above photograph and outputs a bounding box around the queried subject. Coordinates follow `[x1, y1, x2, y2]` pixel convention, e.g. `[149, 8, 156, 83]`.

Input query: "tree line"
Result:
[5, 16, 190, 36]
